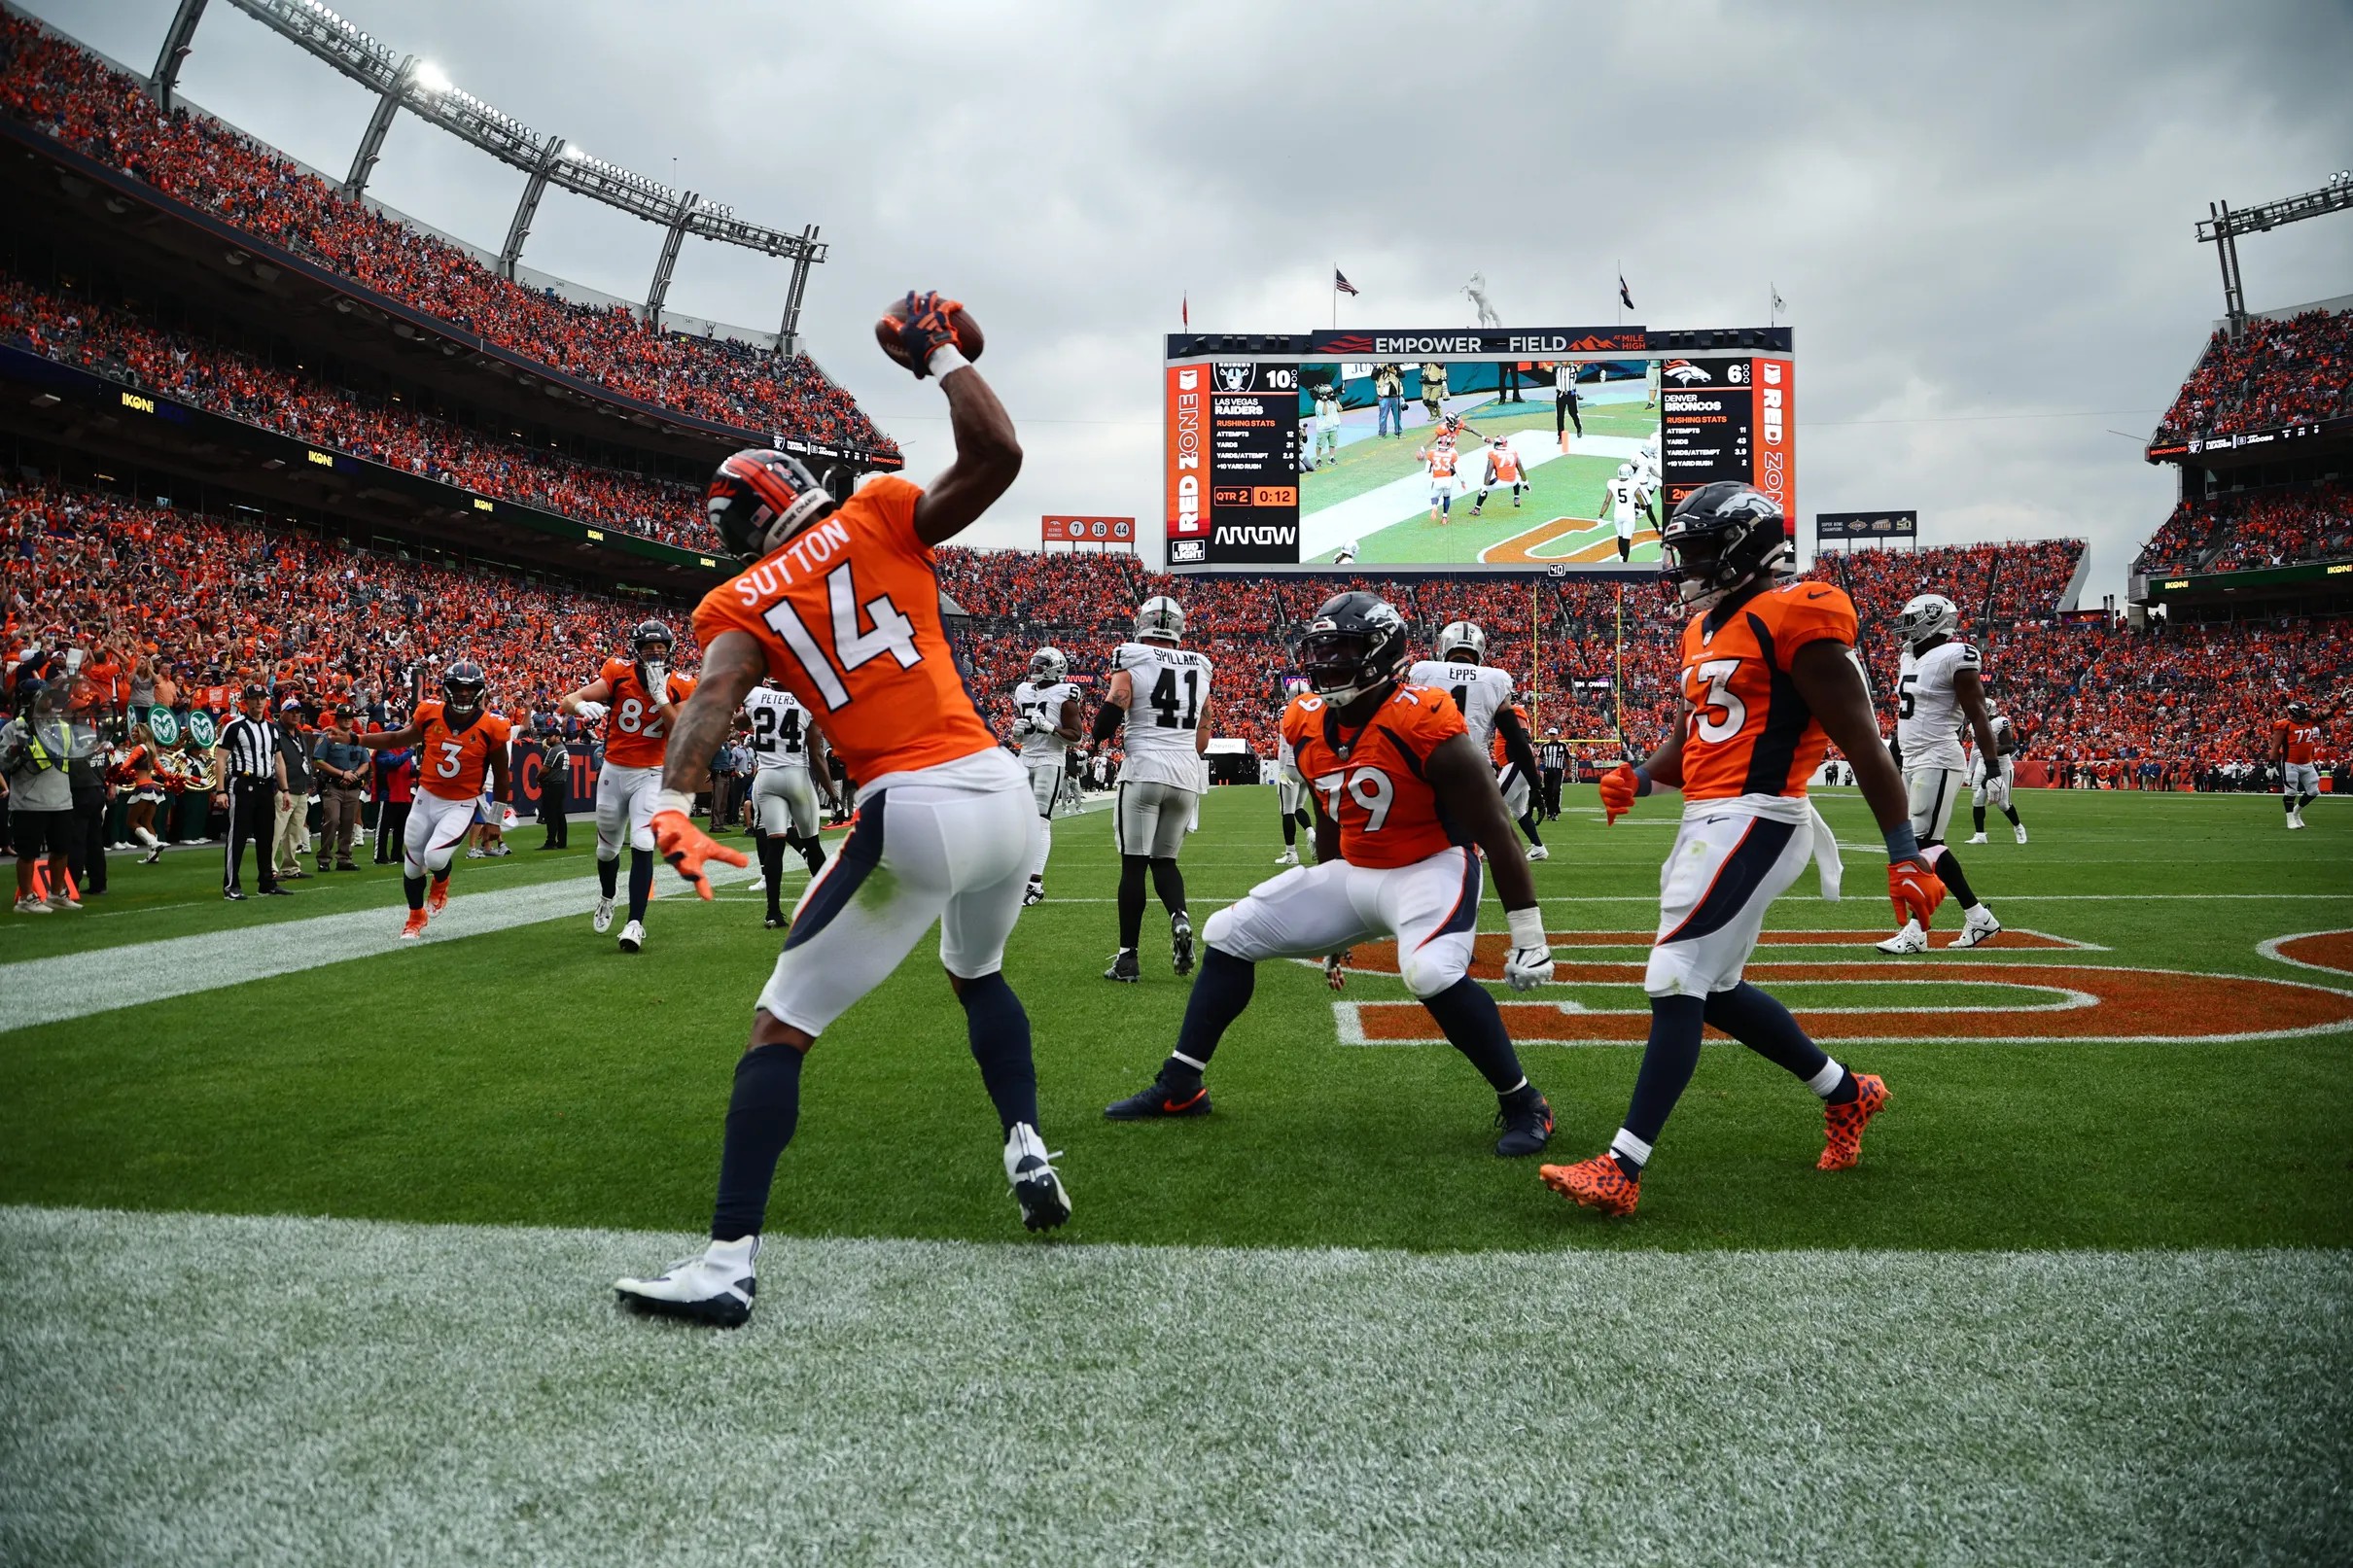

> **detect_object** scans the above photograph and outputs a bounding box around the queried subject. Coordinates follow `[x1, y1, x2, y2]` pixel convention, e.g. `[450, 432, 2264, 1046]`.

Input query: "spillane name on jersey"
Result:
[1283, 683, 1470, 868]
[2276, 718, 2321, 764]
[1407, 659, 1514, 756]
[694, 475, 997, 784]
[1013, 679, 1080, 761]
[1895, 639, 1981, 773]
[1113, 642, 1213, 786]
[597, 656, 695, 768]
[412, 700, 511, 802]
[742, 684, 814, 769]
[1677, 580, 1858, 802]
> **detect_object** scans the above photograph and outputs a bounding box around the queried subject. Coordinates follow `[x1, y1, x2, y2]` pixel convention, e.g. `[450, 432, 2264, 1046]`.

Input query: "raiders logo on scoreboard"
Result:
[1214, 363, 1254, 392]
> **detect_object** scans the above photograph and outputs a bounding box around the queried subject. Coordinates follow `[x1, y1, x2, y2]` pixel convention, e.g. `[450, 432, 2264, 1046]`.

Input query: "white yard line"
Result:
[0, 860, 760, 1033]
[0, 1206, 2342, 1568]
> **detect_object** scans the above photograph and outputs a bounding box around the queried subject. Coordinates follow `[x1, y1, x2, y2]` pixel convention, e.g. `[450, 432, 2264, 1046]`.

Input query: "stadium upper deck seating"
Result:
[0, 14, 895, 457]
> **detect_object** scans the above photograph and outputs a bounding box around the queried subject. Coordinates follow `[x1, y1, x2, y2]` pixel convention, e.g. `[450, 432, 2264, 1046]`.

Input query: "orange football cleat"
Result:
[1541, 1154, 1641, 1217]
[400, 909, 429, 941]
[426, 879, 449, 916]
[1817, 1072, 1890, 1170]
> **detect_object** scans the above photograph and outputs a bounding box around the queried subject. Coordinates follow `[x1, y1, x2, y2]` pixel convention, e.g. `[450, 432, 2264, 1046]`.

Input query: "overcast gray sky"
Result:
[32, 0, 2353, 598]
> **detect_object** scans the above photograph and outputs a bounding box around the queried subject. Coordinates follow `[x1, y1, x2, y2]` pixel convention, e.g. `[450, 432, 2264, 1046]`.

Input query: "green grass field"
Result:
[1305, 394, 1663, 566]
[3, 786, 2350, 1563]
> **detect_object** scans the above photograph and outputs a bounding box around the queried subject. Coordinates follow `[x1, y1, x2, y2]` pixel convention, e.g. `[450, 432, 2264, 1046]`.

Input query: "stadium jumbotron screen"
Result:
[1163, 327, 1792, 573]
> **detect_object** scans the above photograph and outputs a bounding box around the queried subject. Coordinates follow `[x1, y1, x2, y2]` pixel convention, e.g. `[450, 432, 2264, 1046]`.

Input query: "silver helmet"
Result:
[1437, 620, 1486, 663]
[1028, 646, 1069, 682]
[1895, 593, 1959, 648]
[1136, 595, 1184, 645]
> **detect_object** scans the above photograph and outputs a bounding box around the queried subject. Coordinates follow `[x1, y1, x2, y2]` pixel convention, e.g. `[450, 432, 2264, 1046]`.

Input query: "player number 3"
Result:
[1689, 658, 1746, 745]
[1312, 765, 1394, 831]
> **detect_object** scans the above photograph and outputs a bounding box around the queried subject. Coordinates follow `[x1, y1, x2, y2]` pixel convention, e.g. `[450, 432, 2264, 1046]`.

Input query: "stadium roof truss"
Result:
[150, 0, 826, 348]
[2196, 173, 2353, 337]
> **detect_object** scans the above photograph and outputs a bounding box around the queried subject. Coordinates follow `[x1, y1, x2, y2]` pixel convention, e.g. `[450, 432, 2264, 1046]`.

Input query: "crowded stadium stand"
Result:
[0, 6, 899, 599]
[2135, 296, 2353, 617]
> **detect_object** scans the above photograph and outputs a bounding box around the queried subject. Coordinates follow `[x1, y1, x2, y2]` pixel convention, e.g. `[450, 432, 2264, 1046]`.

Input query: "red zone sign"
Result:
[1325, 930, 2353, 1046]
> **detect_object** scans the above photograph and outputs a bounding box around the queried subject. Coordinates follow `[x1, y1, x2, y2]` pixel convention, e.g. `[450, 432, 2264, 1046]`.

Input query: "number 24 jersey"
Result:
[1282, 684, 1469, 868]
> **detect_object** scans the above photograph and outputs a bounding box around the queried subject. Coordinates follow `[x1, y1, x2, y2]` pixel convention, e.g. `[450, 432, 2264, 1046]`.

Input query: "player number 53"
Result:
[1312, 765, 1394, 831]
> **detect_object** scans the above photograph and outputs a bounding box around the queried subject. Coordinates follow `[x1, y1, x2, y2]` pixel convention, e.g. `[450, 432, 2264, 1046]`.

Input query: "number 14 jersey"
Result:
[1113, 641, 1212, 788]
[693, 475, 1001, 788]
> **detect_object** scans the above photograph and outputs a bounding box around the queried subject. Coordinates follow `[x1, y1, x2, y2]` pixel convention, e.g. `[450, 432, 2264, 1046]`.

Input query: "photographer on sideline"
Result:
[4, 680, 81, 912]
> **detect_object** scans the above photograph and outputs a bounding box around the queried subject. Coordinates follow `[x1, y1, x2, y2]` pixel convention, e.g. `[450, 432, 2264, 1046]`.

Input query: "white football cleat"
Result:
[591, 895, 615, 933]
[1952, 906, 2003, 949]
[2287, 812, 2305, 830]
[615, 1236, 757, 1328]
[617, 919, 646, 954]
[2014, 824, 2029, 844]
[1876, 920, 1928, 956]
[1274, 847, 1299, 866]
[746, 875, 766, 894]
[1526, 845, 1550, 861]
[1021, 879, 1045, 908]
[1003, 1122, 1071, 1233]
[1967, 832, 1988, 845]
[464, 846, 486, 859]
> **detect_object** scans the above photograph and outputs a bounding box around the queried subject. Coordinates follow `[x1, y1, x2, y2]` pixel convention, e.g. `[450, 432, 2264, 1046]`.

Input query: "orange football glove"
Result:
[1598, 763, 1642, 825]
[650, 802, 747, 900]
[1886, 858, 1948, 928]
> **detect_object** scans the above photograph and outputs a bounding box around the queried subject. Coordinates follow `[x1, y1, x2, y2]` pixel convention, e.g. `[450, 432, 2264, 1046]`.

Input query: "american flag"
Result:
[1618, 273, 1634, 310]
[1333, 268, 1360, 296]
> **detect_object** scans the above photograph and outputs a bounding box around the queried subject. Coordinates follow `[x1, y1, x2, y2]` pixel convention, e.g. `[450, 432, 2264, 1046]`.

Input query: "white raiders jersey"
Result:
[1275, 714, 1298, 775]
[1407, 660, 1515, 755]
[1634, 436, 1662, 490]
[1896, 640, 1981, 773]
[1013, 679, 1080, 762]
[1113, 642, 1212, 788]
[741, 685, 814, 770]
[1609, 476, 1651, 528]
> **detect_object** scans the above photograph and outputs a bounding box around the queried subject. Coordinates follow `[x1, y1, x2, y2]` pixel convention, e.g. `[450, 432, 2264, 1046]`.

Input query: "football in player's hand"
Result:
[875, 294, 984, 371]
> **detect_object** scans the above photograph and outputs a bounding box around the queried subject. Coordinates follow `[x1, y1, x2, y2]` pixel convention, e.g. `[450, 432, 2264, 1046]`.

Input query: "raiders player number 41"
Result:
[1094, 595, 1212, 983]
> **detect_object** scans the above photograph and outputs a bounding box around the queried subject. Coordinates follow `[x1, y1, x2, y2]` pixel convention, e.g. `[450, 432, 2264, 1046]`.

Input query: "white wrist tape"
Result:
[653, 788, 694, 818]
[927, 344, 970, 379]
[1506, 906, 1547, 950]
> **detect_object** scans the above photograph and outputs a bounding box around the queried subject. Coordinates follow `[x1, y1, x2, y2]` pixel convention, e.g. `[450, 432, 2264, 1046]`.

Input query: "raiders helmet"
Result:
[1617, 461, 1635, 480]
[1300, 592, 1409, 707]
[1659, 481, 1792, 612]
[441, 659, 487, 719]
[1029, 646, 1070, 682]
[706, 448, 835, 562]
[1895, 594, 1960, 649]
[1136, 596, 1185, 645]
[1438, 620, 1487, 664]
[1282, 676, 1312, 700]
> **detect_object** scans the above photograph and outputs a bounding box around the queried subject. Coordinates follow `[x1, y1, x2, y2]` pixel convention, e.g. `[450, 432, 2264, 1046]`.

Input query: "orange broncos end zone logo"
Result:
[1320, 930, 2353, 1046]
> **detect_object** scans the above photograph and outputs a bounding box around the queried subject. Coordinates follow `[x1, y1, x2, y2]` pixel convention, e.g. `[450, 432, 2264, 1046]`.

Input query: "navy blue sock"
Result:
[711, 1043, 805, 1240]
[403, 873, 426, 911]
[1419, 976, 1529, 1095]
[795, 834, 825, 875]
[1704, 982, 1851, 1100]
[1519, 811, 1544, 847]
[958, 971, 1038, 1133]
[627, 847, 655, 922]
[1165, 946, 1254, 1081]
[597, 853, 618, 899]
[758, 835, 788, 914]
[1280, 811, 1297, 847]
[1619, 993, 1707, 1172]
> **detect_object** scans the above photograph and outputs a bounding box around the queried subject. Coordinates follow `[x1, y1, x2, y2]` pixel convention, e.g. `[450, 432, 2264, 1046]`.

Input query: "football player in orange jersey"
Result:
[1543, 483, 1946, 1217]
[2275, 697, 2342, 829]
[557, 620, 694, 953]
[350, 659, 510, 940]
[1104, 591, 1560, 1158]
[614, 293, 1068, 1329]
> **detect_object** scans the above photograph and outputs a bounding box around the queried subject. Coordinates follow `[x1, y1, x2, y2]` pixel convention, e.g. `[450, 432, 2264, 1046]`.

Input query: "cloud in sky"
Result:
[33, 0, 2353, 598]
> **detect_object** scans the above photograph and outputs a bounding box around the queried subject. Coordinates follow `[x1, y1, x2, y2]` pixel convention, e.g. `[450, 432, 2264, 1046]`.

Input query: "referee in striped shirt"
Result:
[213, 685, 291, 900]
